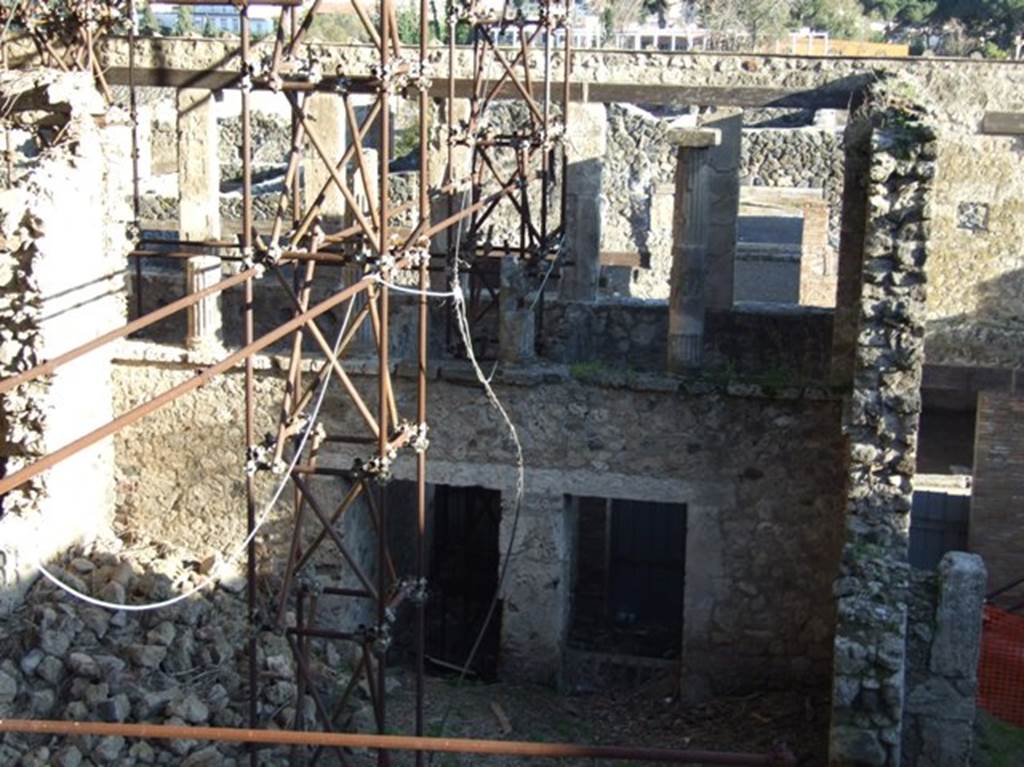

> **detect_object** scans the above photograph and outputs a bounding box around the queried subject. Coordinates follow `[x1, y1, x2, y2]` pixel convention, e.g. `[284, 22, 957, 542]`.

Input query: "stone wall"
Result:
[925, 134, 1024, 368]
[902, 553, 986, 767]
[542, 299, 834, 382]
[602, 104, 677, 298]
[740, 127, 845, 253]
[828, 76, 938, 767]
[111, 347, 846, 690]
[0, 71, 130, 611]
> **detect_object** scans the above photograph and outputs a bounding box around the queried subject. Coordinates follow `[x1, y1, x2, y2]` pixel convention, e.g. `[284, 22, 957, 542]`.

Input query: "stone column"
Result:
[347, 147, 375, 352]
[304, 92, 348, 231]
[666, 128, 719, 372]
[559, 102, 607, 302]
[702, 109, 742, 312]
[429, 98, 472, 291]
[498, 255, 536, 364]
[902, 553, 987, 766]
[0, 73, 129, 608]
[177, 88, 222, 350]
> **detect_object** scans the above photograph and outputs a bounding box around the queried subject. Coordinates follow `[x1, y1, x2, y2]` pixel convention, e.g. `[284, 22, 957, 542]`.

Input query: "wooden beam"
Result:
[600, 251, 643, 267]
[981, 112, 1024, 136]
[100, 67, 857, 110]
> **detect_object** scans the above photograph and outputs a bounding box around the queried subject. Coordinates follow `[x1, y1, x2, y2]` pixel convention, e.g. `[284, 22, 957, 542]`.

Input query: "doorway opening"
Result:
[569, 496, 686, 659]
[427, 485, 502, 680]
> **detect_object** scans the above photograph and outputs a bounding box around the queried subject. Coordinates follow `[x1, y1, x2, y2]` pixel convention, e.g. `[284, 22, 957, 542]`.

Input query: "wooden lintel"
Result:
[981, 112, 1024, 136]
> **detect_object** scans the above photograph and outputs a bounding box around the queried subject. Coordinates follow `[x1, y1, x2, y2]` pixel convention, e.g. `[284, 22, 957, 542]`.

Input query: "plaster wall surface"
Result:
[110, 359, 379, 632]
[0, 71, 130, 610]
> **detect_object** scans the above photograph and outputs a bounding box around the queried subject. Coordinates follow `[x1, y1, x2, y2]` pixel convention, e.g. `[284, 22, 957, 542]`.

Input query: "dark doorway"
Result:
[909, 490, 970, 570]
[570, 496, 686, 659]
[427, 485, 502, 680]
[916, 406, 977, 475]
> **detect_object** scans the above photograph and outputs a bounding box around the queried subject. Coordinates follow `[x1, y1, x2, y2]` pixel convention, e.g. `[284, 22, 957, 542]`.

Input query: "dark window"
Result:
[569, 496, 686, 659]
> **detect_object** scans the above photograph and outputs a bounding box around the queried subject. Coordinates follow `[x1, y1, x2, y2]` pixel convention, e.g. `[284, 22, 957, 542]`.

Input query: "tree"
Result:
[588, 0, 646, 40]
[396, 7, 420, 44]
[950, 0, 1024, 48]
[860, 0, 937, 28]
[307, 12, 371, 43]
[701, 0, 794, 45]
[138, 1, 159, 36]
[793, 0, 875, 38]
[174, 6, 194, 36]
[643, 0, 669, 26]
[927, 0, 1024, 54]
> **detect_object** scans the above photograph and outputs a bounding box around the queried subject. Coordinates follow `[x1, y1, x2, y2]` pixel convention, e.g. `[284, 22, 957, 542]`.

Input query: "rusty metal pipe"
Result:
[0, 271, 386, 498]
[0, 268, 256, 397]
[0, 720, 797, 765]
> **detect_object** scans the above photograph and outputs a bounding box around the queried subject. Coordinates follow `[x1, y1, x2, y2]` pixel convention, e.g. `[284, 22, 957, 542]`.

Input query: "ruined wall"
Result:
[902, 553, 986, 767]
[602, 104, 676, 298]
[118, 45, 1024, 344]
[829, 78, 937, 767]
[111, 348, 845, 690]
[0, 71, 130, 610]
[542, 300, 834, 382]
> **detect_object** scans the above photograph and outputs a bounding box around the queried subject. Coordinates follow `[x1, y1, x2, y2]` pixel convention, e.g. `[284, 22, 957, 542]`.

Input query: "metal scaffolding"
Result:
[0, 2, 795, 765]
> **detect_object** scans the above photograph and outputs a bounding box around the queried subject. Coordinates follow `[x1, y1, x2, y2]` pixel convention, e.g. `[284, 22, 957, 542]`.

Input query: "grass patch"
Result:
[976, 710, 1024, 767]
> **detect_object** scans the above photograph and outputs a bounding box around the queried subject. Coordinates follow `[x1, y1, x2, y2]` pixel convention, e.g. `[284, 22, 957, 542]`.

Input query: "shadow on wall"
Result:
[926, 267, 1024, 369]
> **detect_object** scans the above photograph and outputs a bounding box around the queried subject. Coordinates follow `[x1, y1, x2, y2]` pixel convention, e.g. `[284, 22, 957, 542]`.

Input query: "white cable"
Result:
[36, 299, 357, 612]
[371, 273, 461, 300]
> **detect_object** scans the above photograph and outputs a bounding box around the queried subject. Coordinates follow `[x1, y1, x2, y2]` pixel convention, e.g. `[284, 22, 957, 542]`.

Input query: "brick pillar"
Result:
[177, 88, 222, 350]
[666, 128, 719, 372]
[800, 198, 835, 307]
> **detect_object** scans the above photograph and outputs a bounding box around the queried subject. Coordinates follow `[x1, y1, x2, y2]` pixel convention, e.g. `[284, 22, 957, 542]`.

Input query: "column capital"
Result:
[667, 127, 721, 149]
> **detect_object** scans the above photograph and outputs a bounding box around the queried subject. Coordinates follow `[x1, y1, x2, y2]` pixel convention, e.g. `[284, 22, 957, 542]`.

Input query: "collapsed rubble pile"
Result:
[0, 535, 377, 767]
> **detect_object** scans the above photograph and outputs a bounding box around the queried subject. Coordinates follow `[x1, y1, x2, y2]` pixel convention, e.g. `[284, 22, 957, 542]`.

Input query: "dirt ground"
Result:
[355, 667, 830, 767]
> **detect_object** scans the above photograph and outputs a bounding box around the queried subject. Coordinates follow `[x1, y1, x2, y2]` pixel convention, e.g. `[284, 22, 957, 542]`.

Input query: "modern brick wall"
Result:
[971, 390, 1024, 603]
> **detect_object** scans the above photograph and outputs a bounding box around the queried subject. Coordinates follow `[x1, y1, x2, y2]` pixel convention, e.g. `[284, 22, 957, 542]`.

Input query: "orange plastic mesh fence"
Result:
[979, 605, 1024, 727]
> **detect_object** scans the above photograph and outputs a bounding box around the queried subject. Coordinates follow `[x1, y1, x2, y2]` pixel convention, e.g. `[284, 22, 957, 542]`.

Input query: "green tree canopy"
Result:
[138, 1, 159, 36]
[174, 6, 194, 36]
[859, 0, 936, 27]
[701, 0, 794, 44]
[794, 0, 874, 38]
